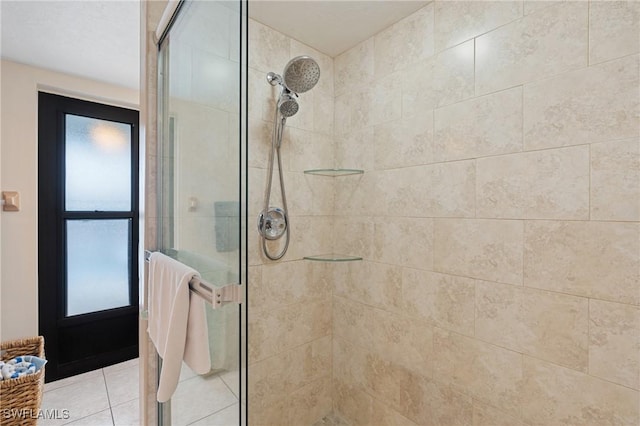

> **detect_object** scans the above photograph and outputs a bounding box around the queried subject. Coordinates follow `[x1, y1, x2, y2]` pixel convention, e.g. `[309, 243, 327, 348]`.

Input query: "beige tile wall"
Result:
[332, 1, 639, 425]
[247, 19, 335, 425]
[248, 1, 639, 425]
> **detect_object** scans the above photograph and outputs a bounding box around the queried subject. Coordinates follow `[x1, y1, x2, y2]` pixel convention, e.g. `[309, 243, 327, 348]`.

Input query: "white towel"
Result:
[147, 252, 211, 402]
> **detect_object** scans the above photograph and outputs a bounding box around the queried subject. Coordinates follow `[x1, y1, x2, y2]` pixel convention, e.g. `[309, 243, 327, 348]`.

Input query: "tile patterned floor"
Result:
[39, 358, 240, 425]
[39, 358, 139, 426]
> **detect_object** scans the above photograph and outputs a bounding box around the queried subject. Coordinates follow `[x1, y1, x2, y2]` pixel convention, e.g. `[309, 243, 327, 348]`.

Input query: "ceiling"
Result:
[0, 1, 141, 90]
[0, 1, 429, 91]
[249, 1, 430, 57]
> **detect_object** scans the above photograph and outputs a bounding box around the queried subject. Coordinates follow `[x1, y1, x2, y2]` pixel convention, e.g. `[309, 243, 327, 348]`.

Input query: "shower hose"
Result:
[260, 107, 290, 260]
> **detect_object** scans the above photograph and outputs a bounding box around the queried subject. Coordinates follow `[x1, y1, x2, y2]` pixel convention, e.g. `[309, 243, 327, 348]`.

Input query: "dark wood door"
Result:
[38, 92, 139, 382]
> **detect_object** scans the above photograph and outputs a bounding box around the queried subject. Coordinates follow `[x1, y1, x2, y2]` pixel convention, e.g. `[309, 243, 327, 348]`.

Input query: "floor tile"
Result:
[189, 403, 239, 425]
[64, 409, 114, 425]
[44, 369, 104, 393]
[171, 375, 238, 425]
[219, 368, 240, 398]
[112, 398, 139, 426]
[179, 361, 198, 382]
[40, 374, 110, 425]
[103, 358, 139, 375]
[104, 363, 139, 407]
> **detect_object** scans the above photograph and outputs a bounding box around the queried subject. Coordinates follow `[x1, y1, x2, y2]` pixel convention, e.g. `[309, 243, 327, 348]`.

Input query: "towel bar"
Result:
[144, 250, 242, 309]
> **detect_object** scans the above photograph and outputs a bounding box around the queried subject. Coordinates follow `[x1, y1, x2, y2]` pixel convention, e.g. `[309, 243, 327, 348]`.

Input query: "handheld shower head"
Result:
[278, 92, 299, 117]
[283, 56, 320, 93]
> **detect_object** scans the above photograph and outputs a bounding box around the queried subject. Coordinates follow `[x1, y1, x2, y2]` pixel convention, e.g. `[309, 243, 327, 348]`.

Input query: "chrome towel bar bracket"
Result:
[144, 250, 242, 309]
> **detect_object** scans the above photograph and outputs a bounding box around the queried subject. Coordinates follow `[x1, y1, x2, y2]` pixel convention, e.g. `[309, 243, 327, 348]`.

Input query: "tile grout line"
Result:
[102, 368, 116, 426]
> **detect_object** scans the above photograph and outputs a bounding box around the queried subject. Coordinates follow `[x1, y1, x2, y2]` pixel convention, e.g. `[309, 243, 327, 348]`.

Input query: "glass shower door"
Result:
[157, 1, 246, 424]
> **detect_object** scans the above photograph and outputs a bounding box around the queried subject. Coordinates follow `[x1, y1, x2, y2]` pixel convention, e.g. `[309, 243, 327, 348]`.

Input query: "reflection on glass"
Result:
[66, 219, 130, 316]
[159, 0, 242, 423]
[65, 114, 131, 211]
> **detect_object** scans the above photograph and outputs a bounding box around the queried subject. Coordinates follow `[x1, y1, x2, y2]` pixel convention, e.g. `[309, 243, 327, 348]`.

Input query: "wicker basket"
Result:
[0, 336, 45, 426]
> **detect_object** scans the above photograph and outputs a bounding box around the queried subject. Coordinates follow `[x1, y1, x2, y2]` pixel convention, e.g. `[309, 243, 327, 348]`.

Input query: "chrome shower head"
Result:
[282, 56, 320, 94]
[278, 92, 299, 117]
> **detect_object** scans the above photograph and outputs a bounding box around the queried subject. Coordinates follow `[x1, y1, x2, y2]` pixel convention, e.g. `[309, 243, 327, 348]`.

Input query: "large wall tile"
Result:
[256, 261, 331, 310]
[333, 217, 374, 259]
[283, 172, 312, 216]
[524, 221, 640, 305]
[334, 261, 402, 311]
[335, 127, 374, 171]
[249, 337, 330, 404]
[524, 54, 640, 150]
[248, 66, 276, 122]
[370, 404, 418, 426]
[434, 219, 524, 285]
[334, 38, 374, 94]
[435, 0, 522, 51]
[473, 401, 525, 426]
[371, 74, 402, 126]
[434, 86, 522, 162]
[333, 336, 368, 387]
[288, 128, 333, 172]
[589, 1, 640, 65]
[522, 357, 639, 425]
[248, 396, 288, 426]
[333, 297, 368, 350]
[349, 85, 374, 131]
[366, 308, 434, 378]
[373, 217, 434, 270]
[374, 3, 434, 77]
[334, 172, 379, 217]
[476, 1, 587, 95]
[248, 19, 290, 74]
[402, 269, 475, 336]
[377, 161, 476, 218]
[402, 40, 475, 115]
[289, 216, 334, 261]
[248, 119, 273, 169]
[476, 145, 590, 219]
[313, 92, 334, 136]
[334, 93, 351, 136]
[433, 328, 523, 416]
[523, 0, 567, 16]
[363, 353, 473, 425]
[249, 351, 292, 407]
[589, 299, 640, 390]
[374, 112, 435, 170]
[288, 376, 332, 425]
[333, 378, 373, 426]
[591, 138, 640, 221]
[476, 281, 589, 371]
[334, 304, 434, 381]
[248, 300, 331, 363]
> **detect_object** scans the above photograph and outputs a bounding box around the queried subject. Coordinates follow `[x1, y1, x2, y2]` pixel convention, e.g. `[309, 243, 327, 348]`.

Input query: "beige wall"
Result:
[0, 60, 139, 341]
[332, 1, 639, 425]
[250, 1, 639, 425]
[247, 19, 337, 425]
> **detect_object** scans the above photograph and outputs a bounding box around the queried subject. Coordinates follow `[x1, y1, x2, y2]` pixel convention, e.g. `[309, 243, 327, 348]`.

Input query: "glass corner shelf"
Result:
[303, 168, 364, 177]
[303, 254, 363, 262]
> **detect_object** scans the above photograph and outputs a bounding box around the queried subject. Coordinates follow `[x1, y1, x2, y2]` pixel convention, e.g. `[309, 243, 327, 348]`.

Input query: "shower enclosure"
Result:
[145, 0, 640, 425]
[151, 0, 247, 424]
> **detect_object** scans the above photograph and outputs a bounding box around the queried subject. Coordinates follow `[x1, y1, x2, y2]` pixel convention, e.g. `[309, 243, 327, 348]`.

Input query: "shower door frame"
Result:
[151, 0, 249, 424]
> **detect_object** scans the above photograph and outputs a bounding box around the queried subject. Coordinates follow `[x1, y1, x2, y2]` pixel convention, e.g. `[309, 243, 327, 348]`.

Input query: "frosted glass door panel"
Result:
[66, 219, 131, 316]
[65, 114, 132, 211]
